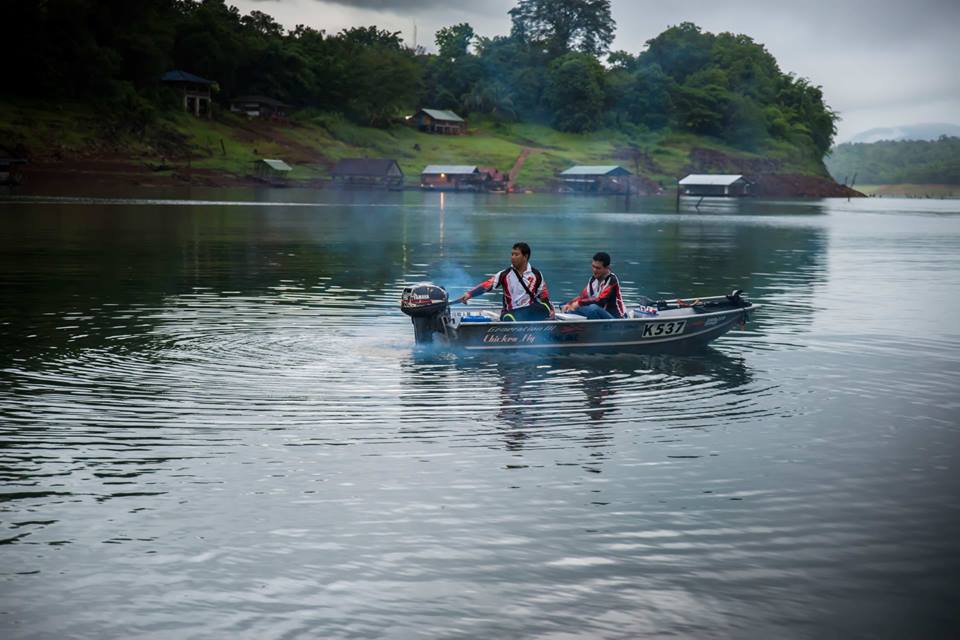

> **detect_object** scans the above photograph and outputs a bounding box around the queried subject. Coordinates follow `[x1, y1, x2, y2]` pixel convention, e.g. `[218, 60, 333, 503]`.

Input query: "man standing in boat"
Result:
[457, 242, 554, 321]
[561, 251, 625, 319]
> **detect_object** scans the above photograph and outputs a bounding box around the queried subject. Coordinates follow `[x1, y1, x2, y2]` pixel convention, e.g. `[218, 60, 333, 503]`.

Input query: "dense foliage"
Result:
[2, 0, 838, 158]
[826, 137, 960, 185]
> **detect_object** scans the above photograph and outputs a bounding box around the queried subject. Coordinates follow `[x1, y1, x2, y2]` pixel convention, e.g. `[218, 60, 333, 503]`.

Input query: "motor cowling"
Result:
[400, 283, 449, 344]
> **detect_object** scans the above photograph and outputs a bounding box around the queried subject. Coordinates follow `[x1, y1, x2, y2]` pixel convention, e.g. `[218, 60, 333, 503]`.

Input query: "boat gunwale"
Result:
[448, 303, 759, 329]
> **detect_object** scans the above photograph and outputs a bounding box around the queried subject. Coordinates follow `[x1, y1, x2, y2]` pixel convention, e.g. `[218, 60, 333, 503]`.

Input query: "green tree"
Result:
[435, 23, 475, 60]
[617, 64, 672, 130]
[544, 52, 605, 132]
[462, 80, 516, 119]
[642, 22, 713, 83]
[509, 0, 615, 57]
[345, 45, 421, 126]
[473, 34, 549, 116]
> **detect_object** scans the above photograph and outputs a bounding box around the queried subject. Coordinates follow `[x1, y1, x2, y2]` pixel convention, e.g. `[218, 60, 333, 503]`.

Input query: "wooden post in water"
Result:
[675, 181, 681, 212]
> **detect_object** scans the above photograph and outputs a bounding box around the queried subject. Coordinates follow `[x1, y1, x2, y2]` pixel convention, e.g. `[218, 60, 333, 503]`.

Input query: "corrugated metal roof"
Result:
[678, 174, 745, 186]
[421, 165, 478, 175]
[419, 109, 465, 122]
[160, 70, 214, 85]
[332, 158, 402, 176]
[559, 165, 631, 176]
[230, 95, 290, 108]
[258, 159, 292, 172]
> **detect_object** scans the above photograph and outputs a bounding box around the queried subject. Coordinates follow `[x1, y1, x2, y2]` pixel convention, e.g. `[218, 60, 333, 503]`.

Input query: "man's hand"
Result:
[457, 293, 470, 304]
[561, 301, 578, 312]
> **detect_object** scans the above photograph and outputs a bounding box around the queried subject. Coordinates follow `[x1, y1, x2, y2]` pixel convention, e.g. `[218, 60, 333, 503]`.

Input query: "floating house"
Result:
[412, 109, 466, 135]
[331, 158, 404, 188]
[558, 165, 632, 193]
[161, 70, 215, 118]
[0, 158, 27, 186]
[478, 166, 508, 191]
[420, 165, 482, 190]
[253, 158, 293, 181]
[678, 174, 750, 197]
[229, 95, 291, 120]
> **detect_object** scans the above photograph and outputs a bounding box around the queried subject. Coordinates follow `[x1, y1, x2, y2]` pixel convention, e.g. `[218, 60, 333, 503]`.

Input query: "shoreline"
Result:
[11, 159, 864, 199]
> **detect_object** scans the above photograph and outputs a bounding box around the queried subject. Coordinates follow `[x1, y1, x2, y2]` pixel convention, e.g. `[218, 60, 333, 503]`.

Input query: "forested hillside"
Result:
[826, 137, 960, 185]
[2, 0, 838, 167]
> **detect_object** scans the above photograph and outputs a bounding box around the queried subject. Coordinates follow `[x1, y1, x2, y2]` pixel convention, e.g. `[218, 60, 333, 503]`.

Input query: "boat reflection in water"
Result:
[397, 347, 755, 466]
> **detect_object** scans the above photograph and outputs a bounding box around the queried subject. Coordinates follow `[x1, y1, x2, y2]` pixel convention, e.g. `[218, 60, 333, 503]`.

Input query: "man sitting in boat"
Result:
[457, 242, 555, 321]
[561, 251, 625, 320]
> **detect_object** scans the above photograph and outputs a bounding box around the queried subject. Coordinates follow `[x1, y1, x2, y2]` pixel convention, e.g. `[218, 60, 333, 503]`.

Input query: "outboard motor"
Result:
[726, 289, 748, 307]
[400, 283, 449, 344]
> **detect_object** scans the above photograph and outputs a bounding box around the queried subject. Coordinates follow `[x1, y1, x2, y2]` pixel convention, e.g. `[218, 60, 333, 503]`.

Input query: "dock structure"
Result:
[161, 70, 215, 118]
[330, 158, 404, 189]
[412, 109, 466, 135]
[558, 165, 632, 193]
[420, 165, 482, 191]
[678, 174, 750, 197]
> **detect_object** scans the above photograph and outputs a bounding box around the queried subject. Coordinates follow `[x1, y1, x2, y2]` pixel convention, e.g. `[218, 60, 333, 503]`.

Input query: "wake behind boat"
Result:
[400, 283, 758, 353]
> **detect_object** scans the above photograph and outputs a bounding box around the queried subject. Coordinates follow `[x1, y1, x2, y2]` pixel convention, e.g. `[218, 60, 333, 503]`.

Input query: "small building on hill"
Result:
[413, 109, 466, 135]
[331, 158, 404, 188]
[253, 159, 292, 181]
[421, 165, 482, 190]
[558, 165, 632, 193]
[229, 95, 291, 120]
[678, 174, 750, 197]
[161, 70, 215, 118]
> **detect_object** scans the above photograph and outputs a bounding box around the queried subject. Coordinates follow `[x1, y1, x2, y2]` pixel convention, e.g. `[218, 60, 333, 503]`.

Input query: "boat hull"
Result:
[435, 304, 755, 353]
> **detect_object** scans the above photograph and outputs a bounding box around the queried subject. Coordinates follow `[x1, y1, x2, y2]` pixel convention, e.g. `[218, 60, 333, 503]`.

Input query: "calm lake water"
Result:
[1, 190, 959, 639]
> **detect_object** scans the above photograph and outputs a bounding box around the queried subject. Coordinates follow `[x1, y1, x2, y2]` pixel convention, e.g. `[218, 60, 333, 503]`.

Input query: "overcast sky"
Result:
[235, 0, 960, 141]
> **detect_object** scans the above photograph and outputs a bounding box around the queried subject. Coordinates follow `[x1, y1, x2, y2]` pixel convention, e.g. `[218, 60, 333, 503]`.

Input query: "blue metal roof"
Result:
[256, 159, 292, 172]
[678, 174, 745, 186]
[161, 70, 215, 85]
[419, 109, 465, 122]
[421, 165, 478, 175]
[559, 165, 631, 176]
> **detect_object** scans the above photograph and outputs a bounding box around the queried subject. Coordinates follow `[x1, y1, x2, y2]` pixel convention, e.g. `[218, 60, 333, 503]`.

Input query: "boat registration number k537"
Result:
[641, 320, 686, 338]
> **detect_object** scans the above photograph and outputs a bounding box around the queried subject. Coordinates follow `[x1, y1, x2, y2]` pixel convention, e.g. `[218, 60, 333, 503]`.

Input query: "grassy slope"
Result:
[0, 100, 828, 188]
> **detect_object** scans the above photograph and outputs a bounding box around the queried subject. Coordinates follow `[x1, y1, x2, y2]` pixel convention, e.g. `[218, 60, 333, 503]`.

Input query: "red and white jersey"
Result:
[573, 272, 625, 318]
[468, 265, 550, 311]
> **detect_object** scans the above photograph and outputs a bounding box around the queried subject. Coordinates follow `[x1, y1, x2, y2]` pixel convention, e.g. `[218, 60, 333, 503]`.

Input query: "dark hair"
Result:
[513, 242, 531, 258]
[592, 251, 611, 267]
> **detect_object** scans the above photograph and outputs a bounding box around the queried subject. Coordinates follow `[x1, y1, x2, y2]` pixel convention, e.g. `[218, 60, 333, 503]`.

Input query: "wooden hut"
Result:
[558, 165, 632, 193]
[412, 109, 466, 135]
[229, 95, 291, 120]
[331, 158, 404, 188]
[678, 174, 750, 197]
[161, 70, 215, 118]
[420, 165, 482, 191]
[253, 159, 292, 181]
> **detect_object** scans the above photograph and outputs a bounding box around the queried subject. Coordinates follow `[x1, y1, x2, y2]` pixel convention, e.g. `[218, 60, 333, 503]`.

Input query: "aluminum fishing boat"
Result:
[400, 283, 758, 353]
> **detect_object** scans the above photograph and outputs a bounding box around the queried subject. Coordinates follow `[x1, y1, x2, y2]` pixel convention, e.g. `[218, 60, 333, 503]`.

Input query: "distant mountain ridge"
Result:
[847, 123, 960, 144]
